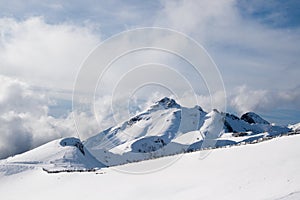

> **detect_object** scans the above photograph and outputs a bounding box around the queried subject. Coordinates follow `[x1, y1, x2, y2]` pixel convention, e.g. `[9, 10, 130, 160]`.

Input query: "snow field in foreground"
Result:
[0, 134, 300, 200]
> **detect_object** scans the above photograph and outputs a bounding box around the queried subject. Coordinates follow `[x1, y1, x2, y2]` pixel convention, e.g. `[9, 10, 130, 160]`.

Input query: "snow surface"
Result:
[289, 122, 300, 131]
[0, 137, 103, 174]
[0, 97, 298, 199]
[0, 134, 300, 200]
[82, 98, 291, 167]
[0, 98, 294, 171]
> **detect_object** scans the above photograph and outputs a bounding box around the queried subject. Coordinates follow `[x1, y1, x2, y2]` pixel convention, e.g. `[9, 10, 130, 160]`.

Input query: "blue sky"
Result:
[237, 0, 300, 28]
[1, 0, 299, 32]
[0, 0, 299, 158]
[0, 0, 161, 36]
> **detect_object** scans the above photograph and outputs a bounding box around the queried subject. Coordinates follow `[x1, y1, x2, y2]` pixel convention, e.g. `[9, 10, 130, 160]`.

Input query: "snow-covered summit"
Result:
[82, 97, 292, 166]
[0, 137, 104, 174]
[84, 97, 205, 155]
[149, 97, 181, 110]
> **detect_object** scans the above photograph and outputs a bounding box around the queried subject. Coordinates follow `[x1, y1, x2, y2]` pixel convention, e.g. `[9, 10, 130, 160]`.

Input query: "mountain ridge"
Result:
[0, 97, 297, 174]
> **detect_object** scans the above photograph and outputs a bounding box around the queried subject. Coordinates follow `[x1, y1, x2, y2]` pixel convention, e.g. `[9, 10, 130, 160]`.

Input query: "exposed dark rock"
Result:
[232, 132, 248, 137]
[241, 112, 270, 124]
[224, 121, 234, 133]
[152, 97, 181, 109]
[60, 137, 85, 155]
[225, 113, 240, 120]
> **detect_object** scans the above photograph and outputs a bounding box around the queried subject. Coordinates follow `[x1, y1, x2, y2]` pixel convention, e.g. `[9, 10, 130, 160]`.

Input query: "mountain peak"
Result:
[150, 97, 181, 110]
[241, 112, 270, 125]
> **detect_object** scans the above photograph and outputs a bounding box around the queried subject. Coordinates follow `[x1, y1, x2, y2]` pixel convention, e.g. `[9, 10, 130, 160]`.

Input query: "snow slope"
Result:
[0, 137, 104, 174]
[289, 122, 300, 131]
[0, 97, 293, 171]
[83, 97, 291, 166]
[0, 134, 300, 200]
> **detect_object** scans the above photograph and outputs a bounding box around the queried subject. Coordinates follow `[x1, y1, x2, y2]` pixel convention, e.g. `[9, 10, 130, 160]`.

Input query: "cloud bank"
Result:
[0, 75, 101, 159]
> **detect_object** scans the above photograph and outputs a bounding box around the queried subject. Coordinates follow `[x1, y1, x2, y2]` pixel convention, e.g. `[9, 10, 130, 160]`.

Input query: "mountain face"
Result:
[1, 97, 294, 173]
[83, 97, 291, 167]
[289, 122, 300, 132]
[241, 112, 270, 124]
[85, 97, 206, 152]
[0, 137, 104, 175]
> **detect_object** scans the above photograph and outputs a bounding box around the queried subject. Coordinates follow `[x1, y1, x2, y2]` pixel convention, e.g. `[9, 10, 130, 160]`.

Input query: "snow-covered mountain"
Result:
[289, 122, 300, 132]
[1, 97, 295, 174]
[1, 134, 300, 200]
[83, 97, 291, 166]
[0, 137, 104, 175]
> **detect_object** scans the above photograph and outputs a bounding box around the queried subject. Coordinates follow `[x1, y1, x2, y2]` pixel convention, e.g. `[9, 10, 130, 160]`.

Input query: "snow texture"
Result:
[0, 135, 300, 200]
[0, 97, 295, 172]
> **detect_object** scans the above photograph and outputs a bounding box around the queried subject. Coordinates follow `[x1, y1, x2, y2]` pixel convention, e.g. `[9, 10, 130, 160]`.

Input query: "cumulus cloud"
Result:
[230, 85, 300, 114]
[155, 0, 300, 91]
[0, 17, 100, 91]
[0, 75, 67, 158]
[149, 0, 300, 124]
[0, 75, 101, 159]
[0, 17, 104, 158]
[230, 86, 270, 113]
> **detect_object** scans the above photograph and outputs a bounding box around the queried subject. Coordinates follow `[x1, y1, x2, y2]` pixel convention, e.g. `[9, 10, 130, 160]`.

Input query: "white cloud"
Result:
[0, 75, 101, 159]
[230, 85, 270, 113]
[156, 0, 300, 91]
[148, 0, 300, 125]
[0, 17, 100, 91]
[230, 85, 300, 114]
